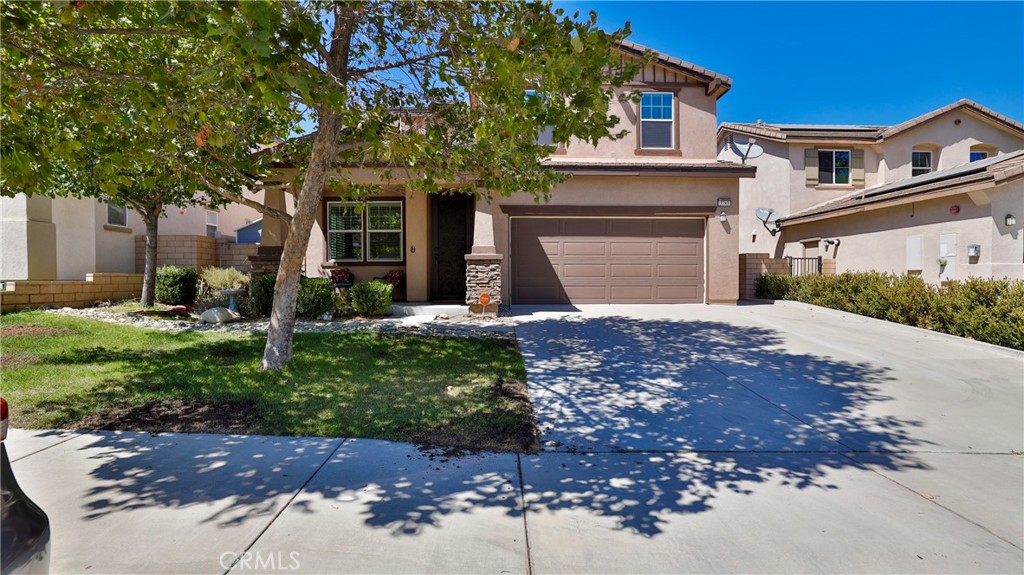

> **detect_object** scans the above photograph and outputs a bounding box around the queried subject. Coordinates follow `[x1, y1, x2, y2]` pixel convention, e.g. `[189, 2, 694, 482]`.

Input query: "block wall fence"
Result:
[2, 236, 259, 313]
[1, 273, 142, 313]
[738, 254, 836, 300]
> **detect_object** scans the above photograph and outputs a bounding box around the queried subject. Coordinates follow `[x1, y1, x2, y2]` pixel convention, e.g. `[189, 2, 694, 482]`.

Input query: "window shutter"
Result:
[804, 148, 819, 186]
[851, 149, 865, 186]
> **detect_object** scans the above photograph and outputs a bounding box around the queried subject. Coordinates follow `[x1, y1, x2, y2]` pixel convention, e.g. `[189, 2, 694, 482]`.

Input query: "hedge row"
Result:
[755, 272, 1024, 350]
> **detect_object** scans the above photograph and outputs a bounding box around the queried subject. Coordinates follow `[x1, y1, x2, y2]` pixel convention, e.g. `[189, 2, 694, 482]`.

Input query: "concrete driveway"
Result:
[5, 302, 1022, 573]
[513, 302, 1023, 572]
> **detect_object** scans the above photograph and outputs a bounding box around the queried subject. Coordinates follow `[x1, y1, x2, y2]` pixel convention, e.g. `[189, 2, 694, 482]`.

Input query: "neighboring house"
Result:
[717, 99, 1024, 283]
[235, 218, 263, 244]
[277, 41, 755, 306]
[0, 194, 263, 281]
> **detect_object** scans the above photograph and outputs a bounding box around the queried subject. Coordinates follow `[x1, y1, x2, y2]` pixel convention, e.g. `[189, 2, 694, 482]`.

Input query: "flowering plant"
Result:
[329, 268, 354, 284]
[382, 270, 404, 287]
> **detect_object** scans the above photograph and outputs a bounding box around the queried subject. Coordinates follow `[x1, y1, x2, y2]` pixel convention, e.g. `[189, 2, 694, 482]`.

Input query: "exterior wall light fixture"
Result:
[1007, 214, 1017, 226]
[718, 211, 728, 222]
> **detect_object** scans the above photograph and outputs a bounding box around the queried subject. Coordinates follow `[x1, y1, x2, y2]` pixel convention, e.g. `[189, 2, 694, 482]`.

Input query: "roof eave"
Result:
[548, 163, 756, 178]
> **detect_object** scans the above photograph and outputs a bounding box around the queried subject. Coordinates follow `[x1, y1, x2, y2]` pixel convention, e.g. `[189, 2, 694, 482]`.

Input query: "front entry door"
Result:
[430, 194, 474, 301]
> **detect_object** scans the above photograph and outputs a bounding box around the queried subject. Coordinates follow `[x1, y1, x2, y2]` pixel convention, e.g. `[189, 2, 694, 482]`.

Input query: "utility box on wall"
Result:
[967, 244, 981, 257]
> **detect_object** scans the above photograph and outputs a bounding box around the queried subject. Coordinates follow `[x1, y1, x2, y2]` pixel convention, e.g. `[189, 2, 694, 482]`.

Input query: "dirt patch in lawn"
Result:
[0, 352, 39, 368]
[403, 378, 539, 454]
[0, 325, 70, 339]
[78, 399, 263, 435]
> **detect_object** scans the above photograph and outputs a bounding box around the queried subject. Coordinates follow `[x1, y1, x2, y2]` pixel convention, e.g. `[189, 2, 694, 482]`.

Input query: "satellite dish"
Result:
[754, 207, 782, 236]
[729, 134, 764, 163]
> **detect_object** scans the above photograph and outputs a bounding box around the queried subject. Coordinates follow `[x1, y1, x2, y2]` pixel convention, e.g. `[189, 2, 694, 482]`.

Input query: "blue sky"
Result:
[556, 1, 1024, 126]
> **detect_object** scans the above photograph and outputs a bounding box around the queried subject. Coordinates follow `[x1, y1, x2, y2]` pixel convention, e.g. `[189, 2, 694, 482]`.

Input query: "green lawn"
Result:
[0, 311, 536, 452]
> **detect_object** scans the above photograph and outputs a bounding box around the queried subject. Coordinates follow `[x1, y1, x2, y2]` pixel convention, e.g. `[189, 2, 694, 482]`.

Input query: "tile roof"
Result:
[782, 150, 1024, 222]
[879, 99, 1024, 139]
[617, 40, 732, 89]
[718, 99, 1024, 143]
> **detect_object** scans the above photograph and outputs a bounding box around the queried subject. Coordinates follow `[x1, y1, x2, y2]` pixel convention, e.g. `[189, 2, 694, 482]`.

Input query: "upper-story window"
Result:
[106, 204, 127, 227]
[524, 90, 554, 146]
[206, 210, 219, 238]
[817, 150, 851, 185]
[327, 201, 403, 263]
[911, 151, 932, 177]
[970, 150, 989, 162]
[639, 92, 674, 149]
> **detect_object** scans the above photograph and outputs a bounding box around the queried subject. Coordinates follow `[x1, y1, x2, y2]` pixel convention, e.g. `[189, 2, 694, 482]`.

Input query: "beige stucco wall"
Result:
[52, 196, 98, 280]
[779, 180, 1023, 283]
[158, 190, 263, 239]
[4, 191, 266, 282]
[485, 175, 740, 304]
[879, 111, 1024, 182]
[718, 137, 791, 257]
[305, 187, 429, 301]
[561, 83, 719, 160]
[1, 195, 57, 280]
[786, 143, 883, 214]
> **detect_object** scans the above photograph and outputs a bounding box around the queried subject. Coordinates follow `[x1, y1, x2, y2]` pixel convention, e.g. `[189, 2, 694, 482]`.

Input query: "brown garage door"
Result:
[511, 217, 704, 304]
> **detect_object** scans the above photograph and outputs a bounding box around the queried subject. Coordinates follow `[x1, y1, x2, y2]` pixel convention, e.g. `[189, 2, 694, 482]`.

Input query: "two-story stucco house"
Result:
[717, 99, 1024, 283]
[0, 194, 263, 281]
[286, 41, 755, 309]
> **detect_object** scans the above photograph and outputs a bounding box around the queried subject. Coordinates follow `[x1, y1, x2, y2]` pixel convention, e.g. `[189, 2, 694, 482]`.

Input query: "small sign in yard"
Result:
[479, 293, 491, 305]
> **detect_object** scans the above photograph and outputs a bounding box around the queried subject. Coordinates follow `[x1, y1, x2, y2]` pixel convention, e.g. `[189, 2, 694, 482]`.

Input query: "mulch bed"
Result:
[77, 399, 264, 435]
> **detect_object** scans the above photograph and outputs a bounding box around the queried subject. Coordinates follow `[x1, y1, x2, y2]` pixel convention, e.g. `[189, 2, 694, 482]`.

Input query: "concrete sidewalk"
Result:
[7, 427, 1022, 574]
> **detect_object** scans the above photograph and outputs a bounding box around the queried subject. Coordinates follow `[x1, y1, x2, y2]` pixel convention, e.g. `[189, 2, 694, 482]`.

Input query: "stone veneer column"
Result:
[465, 253, 503, 316]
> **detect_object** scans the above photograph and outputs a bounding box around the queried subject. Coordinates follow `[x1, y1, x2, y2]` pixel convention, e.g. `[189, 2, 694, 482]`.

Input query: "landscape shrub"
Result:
[756, 271, 1023, 350]
[200, 267, 250, 293]
[248, 274, 276, 317]
[296, 277, 337, 320]
[931, 277, 1024, 350]
[754, 273, 796, 300]
[351, 280, 393, 316]
[155, 266, 198, 306]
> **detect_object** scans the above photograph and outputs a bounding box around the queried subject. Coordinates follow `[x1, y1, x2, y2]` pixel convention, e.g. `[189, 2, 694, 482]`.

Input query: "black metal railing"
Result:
[788, 256, 822, 276]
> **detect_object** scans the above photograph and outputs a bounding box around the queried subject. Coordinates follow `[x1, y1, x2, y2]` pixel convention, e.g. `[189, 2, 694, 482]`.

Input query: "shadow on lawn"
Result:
[45, 316, 927, 538]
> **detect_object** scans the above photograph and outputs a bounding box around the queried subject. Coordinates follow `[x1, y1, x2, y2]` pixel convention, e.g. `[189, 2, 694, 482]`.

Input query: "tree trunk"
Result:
[140, 209, 161, 307]
[259, 115, 343, 371]
[260, 4, 355, 372]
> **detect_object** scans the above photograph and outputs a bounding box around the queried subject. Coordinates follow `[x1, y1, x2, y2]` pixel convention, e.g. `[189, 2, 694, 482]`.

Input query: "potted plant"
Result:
[380, 269, 404, 301]
[329, 268, 354, 288]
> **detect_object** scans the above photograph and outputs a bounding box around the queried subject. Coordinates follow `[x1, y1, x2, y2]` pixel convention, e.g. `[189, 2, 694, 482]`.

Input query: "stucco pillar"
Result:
[248, 186, 290, 275]
[465, 198, 502, 315]
[261, 187, 290, 247]
[404, 190, 429, 301]
[0, 195, 57, 280]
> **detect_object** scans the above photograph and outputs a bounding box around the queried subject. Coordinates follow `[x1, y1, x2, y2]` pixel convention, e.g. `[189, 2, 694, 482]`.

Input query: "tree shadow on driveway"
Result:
[45, 317, 931, 541]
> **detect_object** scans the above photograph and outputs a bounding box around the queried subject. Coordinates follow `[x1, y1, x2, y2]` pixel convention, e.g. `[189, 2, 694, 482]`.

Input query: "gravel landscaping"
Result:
[43, 306, 517, 341]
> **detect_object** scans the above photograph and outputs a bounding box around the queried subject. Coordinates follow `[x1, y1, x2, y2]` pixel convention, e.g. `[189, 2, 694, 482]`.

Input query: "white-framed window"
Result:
[366, 202, 403, 262]
[817, 149, 851, 185]
[970, 150, 988, 162]
[106, 203, 127, 227]
[639, 92, 674, 149]
[326, 201, 403, 262]
[205, 210, 219, 237]
[524, 90, 555, 146]
[911, 151, 932, 177]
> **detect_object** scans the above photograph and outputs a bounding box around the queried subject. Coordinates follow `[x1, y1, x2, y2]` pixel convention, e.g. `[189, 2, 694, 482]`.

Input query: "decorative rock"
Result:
[198, 307, 242, 324]
[44, 306, 515, 341]
[435, 313, 450, 320]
